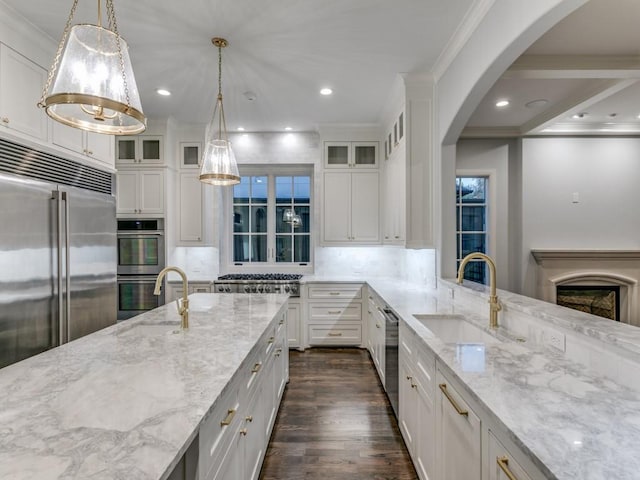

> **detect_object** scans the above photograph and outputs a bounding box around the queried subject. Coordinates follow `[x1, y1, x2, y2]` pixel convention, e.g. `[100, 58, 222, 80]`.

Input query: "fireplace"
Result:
[556, 285, 620, 321]
[531, 250, 639, 326]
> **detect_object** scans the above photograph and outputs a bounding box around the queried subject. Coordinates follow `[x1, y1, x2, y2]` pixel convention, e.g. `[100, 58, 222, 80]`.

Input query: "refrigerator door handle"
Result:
[63, 191, 71, 344]
[53, 190, 65, 345]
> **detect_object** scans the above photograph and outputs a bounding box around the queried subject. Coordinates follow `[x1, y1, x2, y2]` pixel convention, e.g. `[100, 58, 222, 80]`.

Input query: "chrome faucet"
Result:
[457, 252, 501, 328]
[154, 266, 189, 329]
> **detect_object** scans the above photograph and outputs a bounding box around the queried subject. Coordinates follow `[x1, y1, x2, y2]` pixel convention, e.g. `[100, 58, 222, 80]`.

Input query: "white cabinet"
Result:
[179, 172, 204, 242]
[0, 43, 47, 141]
[488, 431, 535, 480]
[436, 368, 481, 480]
[306, 283, 364, 347]
[324, 141, 378, 168]
[382, 141, 406, 244]
[368, 293, 386, 383]
[200, 309, 288, 480]
[116, 169, 165, 216]
[287, 297, 302, 350]
[399, 324, 436, 480]
[322, 171, 380, 244]
[52, 121, 115, 167]
[116, 135, 163, 165]
[167, 282, 211, 303]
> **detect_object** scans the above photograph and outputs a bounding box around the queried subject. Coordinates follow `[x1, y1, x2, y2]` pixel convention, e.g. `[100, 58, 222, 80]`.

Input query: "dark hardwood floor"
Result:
[259, 348, 418, 480]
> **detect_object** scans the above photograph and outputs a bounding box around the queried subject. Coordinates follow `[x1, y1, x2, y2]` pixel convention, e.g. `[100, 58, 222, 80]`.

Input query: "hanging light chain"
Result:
[106, 0, 132, 112]
[38, 0, 79, 107]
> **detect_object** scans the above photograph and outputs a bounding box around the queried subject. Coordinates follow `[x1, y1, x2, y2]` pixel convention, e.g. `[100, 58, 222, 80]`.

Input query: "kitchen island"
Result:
[0, 293, 289, 480]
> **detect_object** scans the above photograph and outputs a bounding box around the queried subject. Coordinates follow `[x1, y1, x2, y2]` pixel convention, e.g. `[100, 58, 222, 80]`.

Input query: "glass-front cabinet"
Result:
[116, 135, 163, 165]
[324, 141, 378, 168]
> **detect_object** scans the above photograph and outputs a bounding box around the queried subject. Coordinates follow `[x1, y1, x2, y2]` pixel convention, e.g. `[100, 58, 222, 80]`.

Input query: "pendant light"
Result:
[199, 37, 240, 186]
[38, 0, 146, 135]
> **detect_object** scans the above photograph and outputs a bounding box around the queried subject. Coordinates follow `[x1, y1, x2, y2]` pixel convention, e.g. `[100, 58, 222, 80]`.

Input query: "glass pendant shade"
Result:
[199, 37, 240, 186]
[41, 24, 146, 135]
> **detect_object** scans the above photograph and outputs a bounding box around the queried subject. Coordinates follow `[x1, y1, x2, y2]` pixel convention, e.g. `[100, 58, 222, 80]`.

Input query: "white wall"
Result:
[521, 137, 640, 295]
[456, 138, 520, 290]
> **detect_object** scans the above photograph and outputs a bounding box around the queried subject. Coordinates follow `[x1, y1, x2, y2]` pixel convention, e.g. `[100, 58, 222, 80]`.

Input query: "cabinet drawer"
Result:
[488, 431, 535, 480]
[309, 303, 362, 322]
[308, 324, 362, 345]
[308, 284, 362, 300]
[199, 383, 240, 477]
[414, 341, 436, 400]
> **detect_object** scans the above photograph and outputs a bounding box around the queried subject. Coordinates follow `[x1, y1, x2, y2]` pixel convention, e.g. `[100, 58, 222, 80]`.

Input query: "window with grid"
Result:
[456, 176, 488, 284]
[232, 173, 311, 265]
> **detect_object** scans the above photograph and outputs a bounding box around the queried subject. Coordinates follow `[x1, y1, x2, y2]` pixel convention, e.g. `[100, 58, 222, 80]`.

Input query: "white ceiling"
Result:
[3, 0, 636, 136]
[0, 0, 475, 132]
[464, 0, 640, 136]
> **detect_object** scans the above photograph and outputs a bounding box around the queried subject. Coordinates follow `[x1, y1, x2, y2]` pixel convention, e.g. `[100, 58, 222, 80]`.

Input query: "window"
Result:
[232, 171, 312, 266]
[456, 176, 488, 284]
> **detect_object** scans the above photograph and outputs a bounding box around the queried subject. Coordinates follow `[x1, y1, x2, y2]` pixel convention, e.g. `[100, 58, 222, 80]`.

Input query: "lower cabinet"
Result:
[488, 431, 534, 480]
[199, 309, 288, 480]
[436, 368, 481, 480]
[287, 297, 302, 350]
[368, 292, 386, 383]
[306, 282, 364, 347]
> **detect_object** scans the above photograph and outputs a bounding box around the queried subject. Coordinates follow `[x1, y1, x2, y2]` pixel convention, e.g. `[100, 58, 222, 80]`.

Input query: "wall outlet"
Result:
[544, 328, 566, 352]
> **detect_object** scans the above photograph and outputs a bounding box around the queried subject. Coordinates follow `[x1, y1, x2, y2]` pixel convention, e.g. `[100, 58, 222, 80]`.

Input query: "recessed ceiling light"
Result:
[572, 113, 588, 119]
[608, 113, 617, 118]
[237, 127, 245, 131]
[495, 100, 509, 108]
[320, 88, 333, 96]
[284, 127, 293, 131]
[156, 88, 171, 96]
[525, 99, 548, 108]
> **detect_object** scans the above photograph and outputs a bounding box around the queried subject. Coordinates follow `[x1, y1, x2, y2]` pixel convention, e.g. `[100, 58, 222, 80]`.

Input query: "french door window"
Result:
[232, 172, 311, 265]
[456, 176, 488, 284]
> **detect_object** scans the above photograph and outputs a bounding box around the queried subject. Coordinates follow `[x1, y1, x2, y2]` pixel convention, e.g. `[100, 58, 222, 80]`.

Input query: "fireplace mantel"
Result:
[532, 249, 640, 264]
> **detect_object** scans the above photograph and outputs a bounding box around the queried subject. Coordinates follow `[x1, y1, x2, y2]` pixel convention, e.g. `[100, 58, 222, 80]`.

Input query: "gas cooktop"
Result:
[217, 274, 303, 281]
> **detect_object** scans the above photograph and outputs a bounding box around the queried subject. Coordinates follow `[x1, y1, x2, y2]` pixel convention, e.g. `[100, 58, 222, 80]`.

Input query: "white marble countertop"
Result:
[366, 278, 640, 480]
[0, 293, 289, 480]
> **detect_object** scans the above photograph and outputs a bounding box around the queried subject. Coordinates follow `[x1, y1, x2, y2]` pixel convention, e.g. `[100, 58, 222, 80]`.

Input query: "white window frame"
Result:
[222, 165, 314, 274]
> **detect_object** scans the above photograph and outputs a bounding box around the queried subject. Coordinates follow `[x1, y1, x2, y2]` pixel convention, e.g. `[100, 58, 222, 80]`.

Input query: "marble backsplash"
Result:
[166, 246, 437, 287]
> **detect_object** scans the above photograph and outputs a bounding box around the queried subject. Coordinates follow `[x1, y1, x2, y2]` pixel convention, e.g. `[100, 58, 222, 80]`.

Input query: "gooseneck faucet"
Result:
[154, 266, 189, 329]
[457, 252, 501, 328]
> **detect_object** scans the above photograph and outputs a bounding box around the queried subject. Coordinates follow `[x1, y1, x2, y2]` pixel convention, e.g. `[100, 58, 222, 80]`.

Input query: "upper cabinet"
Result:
[0, 43, 47, 142]
[52, 120, 115, 168]
[116, 135, 163, 166]
[324, 141, 378, 169]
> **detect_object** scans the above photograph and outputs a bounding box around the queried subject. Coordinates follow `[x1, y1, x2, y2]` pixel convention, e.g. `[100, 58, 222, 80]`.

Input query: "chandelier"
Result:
[38, 0, 146, 135]
[199, 37, 240, 186]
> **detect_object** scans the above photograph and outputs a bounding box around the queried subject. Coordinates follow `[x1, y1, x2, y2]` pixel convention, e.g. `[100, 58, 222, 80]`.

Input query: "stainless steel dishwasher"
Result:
[383, 306, 399, 417]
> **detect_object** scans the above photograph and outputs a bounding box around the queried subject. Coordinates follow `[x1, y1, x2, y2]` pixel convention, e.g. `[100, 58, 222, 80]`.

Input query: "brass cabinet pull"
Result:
[251, 362, 262, 373]
[275, 348, 282, 357]
[328, 310, 342, 314]
[2, 117, 9, 124]
[240, 428, 248, 436]
[220, 409, 236, 427]
[376, 323, 381, 328]
[268, 336, 275, 344]
[328, 332, 343, 337]
[406, 375, 412, 380]
[411, 382, 417, 389]
[279, 319, 285, 325]
[245, 415, 253, 423]
[497, 456, 518, 480]
[439, 383, 469, 417]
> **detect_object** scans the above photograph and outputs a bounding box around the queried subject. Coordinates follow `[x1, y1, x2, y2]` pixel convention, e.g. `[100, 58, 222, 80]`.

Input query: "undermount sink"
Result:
[413, 314, 500, 344]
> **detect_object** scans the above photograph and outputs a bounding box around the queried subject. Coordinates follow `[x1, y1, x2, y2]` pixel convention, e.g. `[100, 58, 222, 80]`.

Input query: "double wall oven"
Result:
[116, 219, 166, 320]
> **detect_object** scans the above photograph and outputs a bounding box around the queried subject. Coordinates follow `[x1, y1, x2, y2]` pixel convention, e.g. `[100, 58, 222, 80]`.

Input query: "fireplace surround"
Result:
[531, 250, 639, 326]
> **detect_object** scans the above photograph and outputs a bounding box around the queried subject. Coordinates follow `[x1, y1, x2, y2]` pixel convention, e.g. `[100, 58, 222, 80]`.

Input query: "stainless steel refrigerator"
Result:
[0, 145, 117, 369]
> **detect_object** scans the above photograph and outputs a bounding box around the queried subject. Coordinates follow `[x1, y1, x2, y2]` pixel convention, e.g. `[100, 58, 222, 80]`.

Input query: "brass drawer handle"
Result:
[251, 362, 262, 373]
[245, 415, 253, 423]
[267, 336, 275, 344]
[497, 456, 518, 480]
[439, 383, 468, 417]
[376, 323, 381, 328]
[328, 332, 343, 337]
[279, 319, 285, 325]
[328, 310, 342, 314]
[220, 409, 236, 427]
[240, 428, 248, 436]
